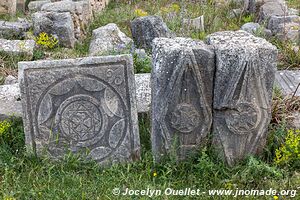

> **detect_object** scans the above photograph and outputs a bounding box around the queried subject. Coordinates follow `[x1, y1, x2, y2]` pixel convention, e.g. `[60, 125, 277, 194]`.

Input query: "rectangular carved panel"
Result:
[19, 55, 140, 165]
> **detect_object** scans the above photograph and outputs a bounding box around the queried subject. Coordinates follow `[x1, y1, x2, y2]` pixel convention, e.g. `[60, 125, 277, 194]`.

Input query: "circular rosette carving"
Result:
[170, 103, 201, 133]
[36, 74, 128, 161]
[226, 102, 259, 134]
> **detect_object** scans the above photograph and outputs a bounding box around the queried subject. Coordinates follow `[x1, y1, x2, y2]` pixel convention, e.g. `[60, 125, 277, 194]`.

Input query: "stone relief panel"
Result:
[206, 31, 278, 166]
[151, 38, 215, 160]
[19, 55, 140, 165]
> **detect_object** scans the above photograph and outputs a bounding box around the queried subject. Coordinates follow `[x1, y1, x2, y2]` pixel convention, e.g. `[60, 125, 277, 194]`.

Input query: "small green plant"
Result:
[274, 129, 300, 169]
[133, 53, 152, 73]
[0, 117, 25, 155]
[35, 32, 59, 49]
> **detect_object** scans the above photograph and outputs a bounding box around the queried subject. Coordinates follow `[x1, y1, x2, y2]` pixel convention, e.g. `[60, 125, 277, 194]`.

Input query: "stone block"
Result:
[151, 37, 215, 161]
[131, 16, 174, 50]
[135, 73, 151, 113]
[19, 55, 140, 165]
[206, 30, 277, 166]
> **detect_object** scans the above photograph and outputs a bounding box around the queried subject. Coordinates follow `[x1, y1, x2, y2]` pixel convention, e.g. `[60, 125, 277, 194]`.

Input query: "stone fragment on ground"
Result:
[151, 37, 215, 161]
[275, 70, 300, 96]
[28, 0, 51, 12]
[32, 11, 76, 48]
[4, 75, 17, 85]
[131, 16, 174, 50]
[135, 73, 151, 113]
[41, 0, 93, 40]
[19, 55, 140, 165]
[241, 22, 272, 38]
[0, 19, 31, 39]
[258, 0, 288, 23]
[0, 83, 22, 120]
[89, 23, 133, 56]
[0, 39, 35, 58]
[206, 30, 277, 166]
[267, 15, 300, 43]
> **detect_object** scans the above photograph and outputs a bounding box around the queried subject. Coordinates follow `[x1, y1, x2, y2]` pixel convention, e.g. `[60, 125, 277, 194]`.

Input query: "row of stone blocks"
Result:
[19, 31, 277, 166]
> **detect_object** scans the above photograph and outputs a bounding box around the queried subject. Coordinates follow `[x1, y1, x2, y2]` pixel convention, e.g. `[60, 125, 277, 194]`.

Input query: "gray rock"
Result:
[268, 15, 300, 33]
[0, 19, 31, 39]
[0, 83, 22, 120]
[241, 22, 261, 34]
[182, 16, 205, 31]
[4, 75, 17, 85]
[244, 0, 256, 14]
[18, 55, 140, 165]
[28, 0, 51, 12]
[89, 23, 132, 56]
[0, 39, 35, 58]
[206, 30, 277, 166]
[258, 0, 288, 23]
[32, 11, 76, 48]
[41, 0, 93, 40]
[241, 22, 272, 38]
[135, 73, 151, 113]
[275, 70, 300, 96]
[151, 37, 215, 161]
[131, 16, 174, 50]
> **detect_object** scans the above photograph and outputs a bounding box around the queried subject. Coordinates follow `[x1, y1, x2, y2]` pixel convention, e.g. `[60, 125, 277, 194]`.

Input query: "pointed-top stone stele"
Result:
[151, 37, 215, 161]
[206, 30, 277, 166]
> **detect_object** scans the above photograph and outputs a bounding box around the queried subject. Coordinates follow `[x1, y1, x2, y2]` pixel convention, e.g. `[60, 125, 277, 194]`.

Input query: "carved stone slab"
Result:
[151, 37, 215, 161]
[206, 30, 277, 166]
[19, 55, 140, 165]
[275, 70, 300, 96]
[135, 73, 151, 113]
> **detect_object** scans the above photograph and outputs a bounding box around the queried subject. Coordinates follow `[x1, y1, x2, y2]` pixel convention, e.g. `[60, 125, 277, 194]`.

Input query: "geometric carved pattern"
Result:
[19, 56, 140, 165]
[226, 102, 259, 135]
[171, 103, 201, 133]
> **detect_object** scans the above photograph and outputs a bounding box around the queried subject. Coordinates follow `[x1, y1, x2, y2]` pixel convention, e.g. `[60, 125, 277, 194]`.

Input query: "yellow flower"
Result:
[273, 195, 279, 200]
[134, 9, 148, 17]
[35, 32, 58, 49]
[4, 197, 16, 200]
[153, 172, 157, 177]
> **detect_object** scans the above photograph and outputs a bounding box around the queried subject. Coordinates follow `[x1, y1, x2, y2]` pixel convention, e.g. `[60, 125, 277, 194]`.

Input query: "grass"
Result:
[0, 116, 299, 200]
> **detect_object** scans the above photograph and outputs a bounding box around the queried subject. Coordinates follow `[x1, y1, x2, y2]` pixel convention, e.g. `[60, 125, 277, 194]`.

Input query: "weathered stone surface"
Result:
[131, 16, 174, 50]
[0, 39, 35, 58]
[241, 22, 261, 34]
[19, 55, 140, 165]
[151, 37, 215, 161]
[28, 0, 51, 12]
[89, 23, 133, 56]
[0, 19, 31, 39]
[32, 11, 76, 48]
[241, 22, 272, 38]
[267, 15, 300, 42]
[16, 0, 25, 12]
[206, 30, 277, 166]
[4, 75, 17, 85]
[258, 0, 288, 23]
[41, 0, 93, 40]
[0, 83, 22, 120]
[275, 70, 300, 96]
[88, 0, 110, 12]
[0, 0, 17, 15]
[182, 16, 204, 31]
[135, 73, 151, 113]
